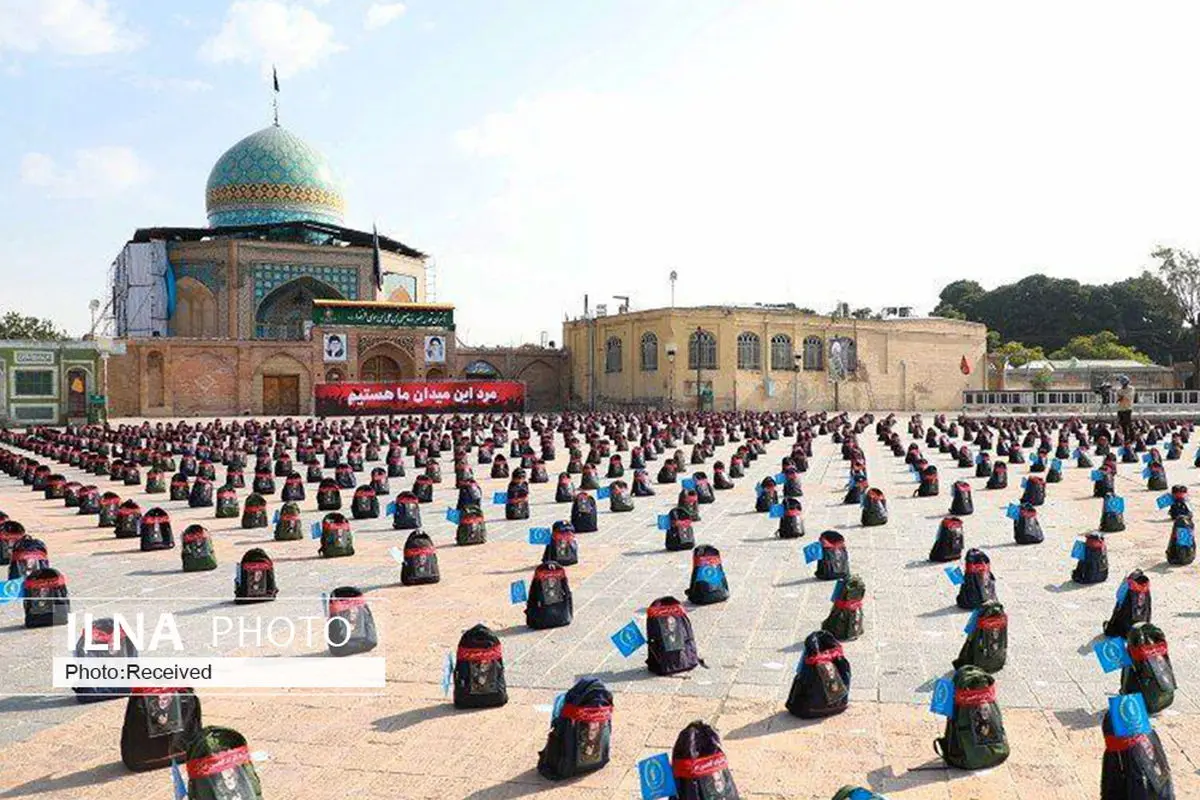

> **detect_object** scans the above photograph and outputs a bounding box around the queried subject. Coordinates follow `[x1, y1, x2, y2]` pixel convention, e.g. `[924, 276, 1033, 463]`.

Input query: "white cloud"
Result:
[0, 0, 140, 56]
[126, 74, 213, 93]
[199, 0, 344, 78]
[20, 147, 149, 199]
[365, 2, 406, 31]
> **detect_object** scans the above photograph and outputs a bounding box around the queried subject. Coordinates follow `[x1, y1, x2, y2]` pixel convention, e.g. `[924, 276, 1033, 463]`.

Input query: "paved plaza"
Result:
[1, 415, 1199, 798]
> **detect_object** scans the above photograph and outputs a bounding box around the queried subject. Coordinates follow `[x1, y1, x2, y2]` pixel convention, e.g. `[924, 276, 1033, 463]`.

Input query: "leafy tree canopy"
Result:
[1048, 330, 1151, 364]
[0, 311, 67, 341]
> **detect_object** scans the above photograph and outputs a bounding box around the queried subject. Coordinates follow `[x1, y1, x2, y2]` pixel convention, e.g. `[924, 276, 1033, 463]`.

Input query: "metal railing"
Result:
[963, 389, 1200, 413]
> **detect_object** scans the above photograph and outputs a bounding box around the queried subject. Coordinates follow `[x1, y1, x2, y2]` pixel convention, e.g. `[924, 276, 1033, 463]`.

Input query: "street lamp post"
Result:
[793, 351, 802, 412]
[695, 326, 703, 412]
[666, 344, 677, 410]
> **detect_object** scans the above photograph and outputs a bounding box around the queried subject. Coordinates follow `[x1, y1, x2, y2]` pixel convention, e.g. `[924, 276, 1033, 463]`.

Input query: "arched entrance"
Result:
[256, 354, 310, 416]
[174, 277, 218, 338]
[518, 359, 561, 410]
[358, 346, 415, 382]
[256, 277, 343, 340]
[66, 368, 89, 419]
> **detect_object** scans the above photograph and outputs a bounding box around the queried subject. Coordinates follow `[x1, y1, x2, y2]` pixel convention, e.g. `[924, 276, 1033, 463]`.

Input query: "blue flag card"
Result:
[1070, 540, 1086, 560]
[233, 564, 240, 586]
[170, 759, 188, 799]
[1143, 452, 1154, 463]
[803, 540, 823, 564]
[310, 521, 322, 539]
[611, 620, 647, 657]
[441, 652, 454, 696]
[1051, 458, 1062, 472]
[1177, 527, 1195, 547]
[528, 527, 552, 545]
[696, 563, 723, 586]
[929, 677, 955, 717]
[1005, 503, 1021, 521]
[656, 514, 669, 531]
[775, 472, 786, 484]
[964, 609, 981, 634]
[1094, 637, 1133, 673]
[1116, 580, 1129, 604]
[945, 566, 964, 585]
[975, 453, 985, 465]
[492, 491, 508, 505]
[831, 579, 845, 602]
[1105, 496, 1125, 514]
[320, 592, 329, 615]
[1091, 469, 1105, 481]
[1020, 477, 1028, 489]
[552, 692, 567, 720]
[1073, 448, 1082, 458]
[768, 503, 785, 519]
[597, 486, 611, 499]
[445, 508, 461, 523]
[389, 546, 405, 565]
[386, 501, 397, 516]
[1141, 466, 1151, 479]
[272, 509, 280, 525]
[1108, 693, 1152, 737]
[0, 578, 24, 604]
[1157, 494, 1173, 509]
[638, 753, 677, 800]
[509, 580, 528, 604]
[681, 478, 697, 491]
[846, 790, 881, 800]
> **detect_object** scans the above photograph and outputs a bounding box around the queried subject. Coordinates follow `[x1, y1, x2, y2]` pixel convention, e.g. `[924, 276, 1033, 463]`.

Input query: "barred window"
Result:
[640, 332, 658, 372]
[736, 332, 761, 370]
[14, 369, 53, 397]
[604, 336, 623, 374]
[688, 330, 717, 370]
[770, 334, 793, 370]
[803, 336, 824, 371]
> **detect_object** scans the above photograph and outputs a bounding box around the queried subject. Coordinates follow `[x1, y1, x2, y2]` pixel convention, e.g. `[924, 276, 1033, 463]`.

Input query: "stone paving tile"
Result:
[1, 416, 1199, 797]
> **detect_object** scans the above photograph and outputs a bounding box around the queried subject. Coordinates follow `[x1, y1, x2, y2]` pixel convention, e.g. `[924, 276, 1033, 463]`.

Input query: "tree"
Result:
[1049, 330, 1151, 363]
[1152, 246, 1200, 387]
[851, 307, 875, 320]
[1030, 368, 1054, 391]
[932, 280, 985, 319]
[0, 311, 67, 341]
[986, 331, 1002, 352]
[992, 340, 1045, 367]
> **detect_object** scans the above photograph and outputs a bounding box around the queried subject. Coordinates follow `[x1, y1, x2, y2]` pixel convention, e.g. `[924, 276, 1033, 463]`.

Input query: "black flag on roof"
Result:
[372, 224, 384, 290]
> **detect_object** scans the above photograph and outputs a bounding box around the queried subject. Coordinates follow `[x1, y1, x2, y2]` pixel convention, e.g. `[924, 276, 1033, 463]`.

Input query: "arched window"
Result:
[640, 332, 658, 372]
[604, 336, 623, 374]
[803, 336, 824, 371]
[830, 337, 858, 373]
[688, 330, 717, 370]
[361, 355, 402, 382]
[464, 360, 501, 379]
[736, 332, 761, 370]
[770, 334, 793, 370]
[174, 277, 218, 338]
[324, 367, 345, 383]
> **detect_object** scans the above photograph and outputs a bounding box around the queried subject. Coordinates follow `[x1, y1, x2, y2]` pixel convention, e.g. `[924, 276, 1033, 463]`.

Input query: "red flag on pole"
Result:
[960, 355, 971, 375]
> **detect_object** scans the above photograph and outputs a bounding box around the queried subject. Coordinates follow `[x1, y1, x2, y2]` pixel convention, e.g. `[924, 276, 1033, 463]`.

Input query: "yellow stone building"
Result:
[562, 306, 987, 411]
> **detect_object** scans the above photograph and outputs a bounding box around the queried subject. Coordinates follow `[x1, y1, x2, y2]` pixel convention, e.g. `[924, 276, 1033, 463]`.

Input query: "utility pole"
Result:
[669, 271, 677, 308]
[695, 325, 703, 411]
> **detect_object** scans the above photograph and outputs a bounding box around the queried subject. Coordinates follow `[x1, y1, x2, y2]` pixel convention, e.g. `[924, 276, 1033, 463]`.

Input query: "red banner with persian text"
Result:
[314, 381, 525, 416]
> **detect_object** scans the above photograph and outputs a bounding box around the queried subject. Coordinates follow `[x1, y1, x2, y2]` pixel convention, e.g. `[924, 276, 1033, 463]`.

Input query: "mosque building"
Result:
[104, 119, 566, 417]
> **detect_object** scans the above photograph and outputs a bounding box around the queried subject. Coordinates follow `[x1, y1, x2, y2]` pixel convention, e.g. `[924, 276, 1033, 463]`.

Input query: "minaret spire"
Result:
[272, 65, 280, 126]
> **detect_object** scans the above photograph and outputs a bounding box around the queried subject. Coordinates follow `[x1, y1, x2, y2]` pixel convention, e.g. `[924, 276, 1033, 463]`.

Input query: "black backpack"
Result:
[1121, 623, 1175, 714]
[1073, 533, 1109, 584]
[453, 624, 508, 709]
[456, 505, 487, 545]
[785, 630, 851, 718]
[646, 596, 702, 676]
[181, 524, 217, 572]
[240, 494, 268, 529]
[861, 488, 888, 526]
[188, 477, 214, 508]
[98, 493, 121, 527]
[934, 665, 1010, 770]
[120, 688, 202, 771]
[413, 475, 434, 503]
[755, 479, 778, 513]
[823, 575, 865, 641]
[975, 453, 993, 478]
[234, 549, 277, 604]
[1100, 494, 1127, 533]
[543, 521, 578, 566]
[986, 462, 1008, 490]
[608, 480, 634, 512]
[669, 720, 739, 800]
[72, 618, 139, 703]
[327, 586, 379, 657]
[318, 512, 355, 558]
[184, 726, 263, 800]
[1013, 503, 1043, 545]
[815, 531, 850, 580]
[8, 536, 49, 581]
[953, 601, 1007, 673]
[1105, 570, 1152, 638]
[392, 491, 422, 530]
[281, 473, 306, 501]
[140, 507, 174, 552]
[1020, 476, 1046, 506]
[526, 561, 573, 629]
[956, 549, 998, 610]
[169, 473, 190, 501]
[949, 481, 974, 515]
[214, 486, 239, 519]
[571, 493, 598, 533]
[777, 497, 805, 539]
[0, 520, 26, 565]
[536, 677, 613, 780]
[400, 530, 440, 585]
[251, 470, 275, 495]
[930, 517, 964, 563]
[665, 508, 695, 552]
[555, 473, 577, 503]
[685, 545, 729, 605]
[1166, 516, 1195, 566]
[317, 478, 342, 511]
[273, 502, 303, 541]
[115, 500, 142, 538]
[916, 465, 939, 497]
[1099, 709, 1174, 799]
[506, 486, 531, 520]
[23, 567, 69, 628]
[349, 485, 379, 520]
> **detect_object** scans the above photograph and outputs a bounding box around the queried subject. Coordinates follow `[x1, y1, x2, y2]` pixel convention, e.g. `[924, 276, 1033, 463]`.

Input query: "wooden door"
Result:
[263, 376, 300, 415]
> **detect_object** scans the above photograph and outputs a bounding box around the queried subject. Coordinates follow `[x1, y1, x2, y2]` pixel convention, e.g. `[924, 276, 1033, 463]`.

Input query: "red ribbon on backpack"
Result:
[404, 546, 435, 557]
[560, 704, 613, 723]
[820, 537, 845, 550]
[1130, 641, 1168, 662]
[694, 555, 721, 567]
[328, 596, 367, 615]
[536, 566, 566, 581]
[1126, 579, 1149, 594]
[241, 561, 272, 571]
[187, 745, 251, 780]
[965, 562, 990, 575]
[805, 646, 844, 665]
[954, 685, 996, 706]
[132, 686, 186, 695]
[457, 644, 503, 663]
[647, 602, 685, 619]
[24, 575, 65, 591]
[673, 753, 728, 779]
[833, 599, 862, 611]
[1105, 734, 1147, 753]
[1086, 537, 1106, 550]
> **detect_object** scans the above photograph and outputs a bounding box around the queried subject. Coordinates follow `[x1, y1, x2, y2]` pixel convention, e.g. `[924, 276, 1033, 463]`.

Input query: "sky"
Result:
[4, 1, 1200, 346]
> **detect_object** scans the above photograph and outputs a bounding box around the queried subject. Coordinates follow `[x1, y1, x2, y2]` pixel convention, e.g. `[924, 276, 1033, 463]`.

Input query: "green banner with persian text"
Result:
[313, 304, 455, 329]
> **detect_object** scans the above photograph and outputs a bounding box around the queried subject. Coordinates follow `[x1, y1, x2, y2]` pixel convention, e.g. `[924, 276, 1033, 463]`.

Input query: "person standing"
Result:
[1116, 375, 1135, 442]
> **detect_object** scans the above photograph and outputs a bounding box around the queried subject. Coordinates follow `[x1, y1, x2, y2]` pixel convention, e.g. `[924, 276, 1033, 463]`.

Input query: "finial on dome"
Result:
[272, 65, 280, 127]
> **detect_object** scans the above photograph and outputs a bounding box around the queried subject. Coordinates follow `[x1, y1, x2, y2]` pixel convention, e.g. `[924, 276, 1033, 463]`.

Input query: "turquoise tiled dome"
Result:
[205, 125, 345, 228]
